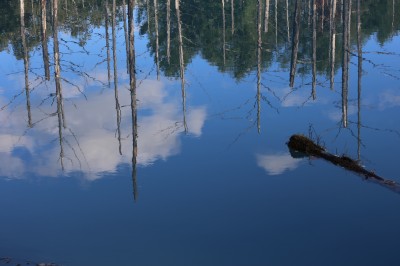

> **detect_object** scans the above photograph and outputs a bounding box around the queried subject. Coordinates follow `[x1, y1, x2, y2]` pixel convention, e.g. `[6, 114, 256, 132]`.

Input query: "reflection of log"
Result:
[287, 135, 397, 187]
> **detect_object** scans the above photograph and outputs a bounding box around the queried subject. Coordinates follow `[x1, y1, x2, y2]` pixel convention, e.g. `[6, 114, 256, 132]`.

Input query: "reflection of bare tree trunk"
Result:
[312, 0, 316, 99]
[308, 0, 311, 27]
[146, 0, 150, 34]
[123, 0, 129, 73]
[105, 1, 111, 87]
[128, 0, 138, 202]
[176, 0, 188, 133]
[286, 0, 290, 41]
[167, 0, 171, 64]
[112, 0, 122, 155]
[357, 0, 362, 160]
[342, 0, 350, 128]
[289, 0, 301, 87]
[222, 0, 226, 66]
[257, 0, 262, 133]
[40, 0, 50, 81]
[231, 0, 235, 34]
[329, 0, 337, 90]
[340, 0, 343, 24]
[393, 0, 395, 31]
[53, 0, 65, 170]
[264, 0, 270, 32]
[154, 0, 160, 79]
[322, 0, 325, 30]
[275, 0, 277, 47]
[20, 0, 32, 128]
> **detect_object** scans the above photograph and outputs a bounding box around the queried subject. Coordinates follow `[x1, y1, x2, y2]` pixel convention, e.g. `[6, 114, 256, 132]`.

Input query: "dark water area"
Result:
[1, 0, 400, 265]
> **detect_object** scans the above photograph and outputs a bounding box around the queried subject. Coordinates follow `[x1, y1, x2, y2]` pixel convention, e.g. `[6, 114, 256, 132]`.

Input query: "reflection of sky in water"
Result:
[0, 75, 206, 180]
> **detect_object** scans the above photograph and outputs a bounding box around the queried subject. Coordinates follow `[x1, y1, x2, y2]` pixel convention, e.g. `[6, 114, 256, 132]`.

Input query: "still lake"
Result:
[1, 0, 400, 265]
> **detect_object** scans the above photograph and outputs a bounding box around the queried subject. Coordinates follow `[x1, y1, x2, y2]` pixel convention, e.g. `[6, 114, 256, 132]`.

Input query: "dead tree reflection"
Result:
[357, 0, 362, 160]
[112, 0, 122, 155]
[342, 0, 351, 128]
[257, 0, 262, 133]
[20, 0, 33, 128]
[329, 0, 337, 90]
[274, 0, 277, 47]
[312, 0, 317, 99]
[40, 0, 50, 81]
[154, 0, 160, 79]
[222, 0, 226, 67]
[53, 0, 66, 170]
[123, 0, 129, 73]
[105, 0, 111, 87]
[176, 0, 188, 133]
[264, 0, 270, 32]
[286, 0, 289, 41]
[289, 0, 301, 87]
[231, 0, 235, 34]
[167, 0, 171, 64]
[128, 0, 138, 202]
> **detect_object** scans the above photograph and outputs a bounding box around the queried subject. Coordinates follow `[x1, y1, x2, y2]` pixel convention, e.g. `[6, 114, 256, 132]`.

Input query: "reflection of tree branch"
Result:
[60, 77, 88, 100]
[347, 120, 400, 138]
[0, 90, 25, 111]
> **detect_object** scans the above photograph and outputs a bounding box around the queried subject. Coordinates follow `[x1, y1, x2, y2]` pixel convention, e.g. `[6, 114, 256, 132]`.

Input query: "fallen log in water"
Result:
[287, 134, 399, 190]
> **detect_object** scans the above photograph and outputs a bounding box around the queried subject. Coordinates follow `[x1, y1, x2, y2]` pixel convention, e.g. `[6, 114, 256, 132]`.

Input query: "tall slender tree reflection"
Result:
[312, 0, 317, 99]
[20, 0, 32, 128]
[154, 0, 160, 79]
[357, 0, 362, 160]
[123, 0, 129, 73]
[257, 0, 262, 133]
[274, 0, 277, 47]
[289, 0, 301, 87]
[167, 0, 171, 64]
[222, 0, 226, 66]
[176, 0, 188, 133]
[342, 0, 350, 128]
[321, 0, 325, 30]
[40, 0, 50, 81]
[53, 0, 66, 170]
[329, 0, 337, 90]
[112, 0, 122, 155]
[128, 0, 138, 201]
[231, 0, 235, 34]
[264, 0, 270, 32]
[105, 0, 111, 87]
[285, 0, 289, 41]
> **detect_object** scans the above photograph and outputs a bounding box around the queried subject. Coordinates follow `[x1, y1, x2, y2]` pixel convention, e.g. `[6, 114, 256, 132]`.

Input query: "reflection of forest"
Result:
[1, 0, 399, 79]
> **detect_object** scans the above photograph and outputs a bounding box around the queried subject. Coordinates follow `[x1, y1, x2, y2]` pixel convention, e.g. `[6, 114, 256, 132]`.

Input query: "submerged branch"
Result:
[287, 134, 399, 191]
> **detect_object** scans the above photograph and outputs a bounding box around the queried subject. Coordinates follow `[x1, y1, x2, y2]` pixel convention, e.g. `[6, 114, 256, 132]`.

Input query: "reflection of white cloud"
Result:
[379, 90, 400, 109]
[256, 153, 301, 175]
[0, 134, 33, 153]
[280, 87, 310, 107]
[327, 105, 357, 122]
[0, 154, 25, 179]
[0, 74, 207, 181]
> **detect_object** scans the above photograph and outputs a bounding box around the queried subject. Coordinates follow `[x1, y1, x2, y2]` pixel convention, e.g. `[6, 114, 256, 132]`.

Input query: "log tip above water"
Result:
[287, 134, 325, 155]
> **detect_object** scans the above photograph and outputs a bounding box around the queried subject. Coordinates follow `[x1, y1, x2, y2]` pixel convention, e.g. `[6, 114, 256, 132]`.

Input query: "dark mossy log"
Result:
[287, 134, 398, 189]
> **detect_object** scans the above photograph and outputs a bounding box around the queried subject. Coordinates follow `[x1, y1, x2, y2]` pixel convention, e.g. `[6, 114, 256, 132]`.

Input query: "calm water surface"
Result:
[1, 0, 400, 265]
